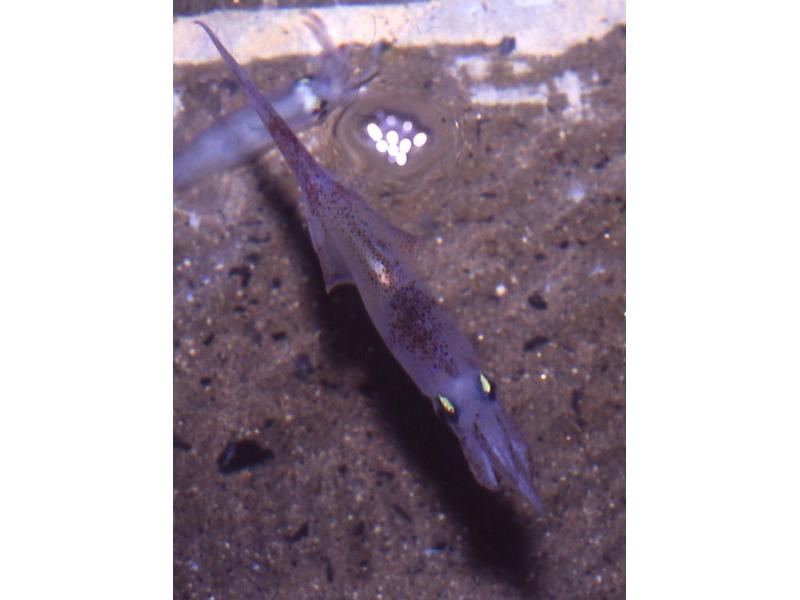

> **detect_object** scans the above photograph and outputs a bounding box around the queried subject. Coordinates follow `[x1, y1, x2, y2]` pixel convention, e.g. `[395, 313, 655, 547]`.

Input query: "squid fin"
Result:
[302, 198, 354, 293]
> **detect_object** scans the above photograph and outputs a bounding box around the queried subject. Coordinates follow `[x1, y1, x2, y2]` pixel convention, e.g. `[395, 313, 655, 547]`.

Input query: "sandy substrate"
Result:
[174, 8, 625, 598]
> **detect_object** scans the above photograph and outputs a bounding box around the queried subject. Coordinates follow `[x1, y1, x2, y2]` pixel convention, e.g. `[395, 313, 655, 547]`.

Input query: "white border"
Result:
[629, 1, 800, 597]
[2, 2, 172, 598]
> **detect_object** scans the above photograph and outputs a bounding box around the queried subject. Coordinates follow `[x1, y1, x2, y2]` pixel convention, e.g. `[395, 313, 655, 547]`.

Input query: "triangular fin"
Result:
[303, 202, 354, 293]
[316, 240, 354, 293]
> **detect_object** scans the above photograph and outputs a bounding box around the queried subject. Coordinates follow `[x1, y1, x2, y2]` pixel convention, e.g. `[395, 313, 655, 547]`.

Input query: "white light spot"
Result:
[495, 283, 507, 298]
[296, 81, 319, 114]
[173, 89, 184, 119]
[369, 257, 392, 287]
[386, 115, 397, 126]
[402, 120, 413, 132]
[568, 181, 585, 203]
[387, 143, 398, 157]
[376, 140, 388, 153]
[399, 138, 412, 154]
[554, 69, 587, 121]
[470, 83, 549, 106]
[590, 263, 607, 277]
[413, 132, 428, 147]
[188, 212, 200, 229]
[453, 55, 491, 80]
[386, 130, 399, 145]
[366, 122, 383, 142]
[396, 152, 407, 166]
[511, 60, 532, 76]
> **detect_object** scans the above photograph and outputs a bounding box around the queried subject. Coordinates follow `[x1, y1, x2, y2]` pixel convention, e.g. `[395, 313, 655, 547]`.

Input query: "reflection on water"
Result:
[330, 73, 466, 196]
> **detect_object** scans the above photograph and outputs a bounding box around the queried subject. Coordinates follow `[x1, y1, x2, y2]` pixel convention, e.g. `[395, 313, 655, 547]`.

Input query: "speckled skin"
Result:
[175, 21, 626, 599]
[197, 22, 543, 510]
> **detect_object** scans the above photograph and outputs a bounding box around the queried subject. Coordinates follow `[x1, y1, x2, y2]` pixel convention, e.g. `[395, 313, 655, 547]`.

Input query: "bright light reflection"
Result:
[366, 115, 429, 167]
[366, 122, 382, 142]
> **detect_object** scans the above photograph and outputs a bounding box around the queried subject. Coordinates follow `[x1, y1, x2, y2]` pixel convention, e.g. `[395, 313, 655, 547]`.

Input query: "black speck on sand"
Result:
[174, 24, 625, 600]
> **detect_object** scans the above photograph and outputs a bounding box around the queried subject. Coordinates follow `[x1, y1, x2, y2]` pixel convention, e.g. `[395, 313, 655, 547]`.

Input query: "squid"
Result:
[195, 22, 544, 511]
[175, 15, 376, 189]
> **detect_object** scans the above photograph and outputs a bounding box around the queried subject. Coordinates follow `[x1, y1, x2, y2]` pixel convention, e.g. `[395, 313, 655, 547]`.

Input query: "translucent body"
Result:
[173, 80, 325, 189]
[175, 14, 372, 190]
[196, 22, 543, 510]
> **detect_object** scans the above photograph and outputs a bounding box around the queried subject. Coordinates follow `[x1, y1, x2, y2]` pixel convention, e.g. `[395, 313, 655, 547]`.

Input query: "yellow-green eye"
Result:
[479, 373, 497, 400]
[437, 395, 456, 416]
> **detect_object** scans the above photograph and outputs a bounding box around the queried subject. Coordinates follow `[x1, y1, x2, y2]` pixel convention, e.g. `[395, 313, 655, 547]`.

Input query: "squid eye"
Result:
[478, 373, 497, 401]
[312, 99, 329, 120]
[436, 395, 458, 420]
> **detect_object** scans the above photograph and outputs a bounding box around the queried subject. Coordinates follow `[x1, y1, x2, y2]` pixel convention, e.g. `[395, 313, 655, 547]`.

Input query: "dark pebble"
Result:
[528, 293, 548, 310]
[217, 439, 274, 474]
